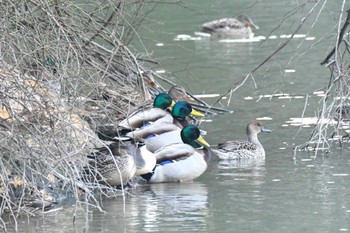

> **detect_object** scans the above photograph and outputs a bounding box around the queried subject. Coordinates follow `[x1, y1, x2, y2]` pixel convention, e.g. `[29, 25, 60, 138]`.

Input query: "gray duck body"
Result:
[213, 121, 270, 160]
[86, 141, 156, 186]
[201, 14, 259, 39]
[87, 142, 137, 186]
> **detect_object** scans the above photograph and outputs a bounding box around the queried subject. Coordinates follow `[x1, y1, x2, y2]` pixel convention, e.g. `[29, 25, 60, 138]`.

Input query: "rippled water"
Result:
[15, 156, 350, 232]
[11, 0, 350, 232]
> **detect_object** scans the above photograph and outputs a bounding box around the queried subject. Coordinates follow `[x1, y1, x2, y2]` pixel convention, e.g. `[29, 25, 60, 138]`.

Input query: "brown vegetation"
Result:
[0, 0, 168, 228]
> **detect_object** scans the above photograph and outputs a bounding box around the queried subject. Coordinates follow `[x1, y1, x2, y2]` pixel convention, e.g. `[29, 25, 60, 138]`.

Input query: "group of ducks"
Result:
[86, 13, 263, 188]
[86, 85, 271, 188]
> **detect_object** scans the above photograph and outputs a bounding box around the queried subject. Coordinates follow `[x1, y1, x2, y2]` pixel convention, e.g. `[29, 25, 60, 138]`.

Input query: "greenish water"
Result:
[12, 1, 350, 232]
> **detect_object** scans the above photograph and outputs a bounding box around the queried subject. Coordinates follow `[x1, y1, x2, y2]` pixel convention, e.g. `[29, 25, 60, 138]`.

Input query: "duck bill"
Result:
[262, 127, 271, 133]
[190, 108, 204, 117]
[170, 101, 176, 107]
[182, 94, 194, 102]
[196, 135, 210, 147]
[144, 72, 162, 90]
[149, 80, 162, 90]
[250, 22, 259, 30]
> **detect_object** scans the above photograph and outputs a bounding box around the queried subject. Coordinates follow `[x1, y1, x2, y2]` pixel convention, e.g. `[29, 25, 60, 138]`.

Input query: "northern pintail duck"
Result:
[141, 125, 211, 183]
[168, 85, 194, 102]
[85, 141, 156, 187]
[213, 121, 271, 160]
[201, 14, 259, 39]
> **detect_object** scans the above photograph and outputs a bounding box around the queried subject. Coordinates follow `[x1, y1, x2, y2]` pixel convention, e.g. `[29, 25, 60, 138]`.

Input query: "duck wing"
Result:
[125, 122, 179, 140]
[149, 151, 208, 183]
[118, 108, 172, 129]
[154, 143, 195, 163]
[86, 142, 136, 186]
[217, 140, 257, 151]
[145, 128, 183, 152]
[202, 18, 243, 32]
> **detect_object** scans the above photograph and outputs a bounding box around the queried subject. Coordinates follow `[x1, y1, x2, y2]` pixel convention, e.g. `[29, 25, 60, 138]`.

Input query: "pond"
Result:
[12, 0, 350, 232]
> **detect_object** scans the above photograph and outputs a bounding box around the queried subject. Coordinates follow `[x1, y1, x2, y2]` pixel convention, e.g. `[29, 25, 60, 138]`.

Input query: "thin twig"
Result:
[212, 0, 322, 106]
[321, 8, 350, 65]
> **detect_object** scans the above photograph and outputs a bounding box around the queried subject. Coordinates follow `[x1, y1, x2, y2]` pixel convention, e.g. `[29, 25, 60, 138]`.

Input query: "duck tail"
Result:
[97, 127, 132, 141]
[201, 25, 215, 33]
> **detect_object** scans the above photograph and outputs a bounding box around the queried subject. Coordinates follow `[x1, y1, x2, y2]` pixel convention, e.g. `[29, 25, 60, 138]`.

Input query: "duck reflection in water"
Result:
[140, 182, 209, 231]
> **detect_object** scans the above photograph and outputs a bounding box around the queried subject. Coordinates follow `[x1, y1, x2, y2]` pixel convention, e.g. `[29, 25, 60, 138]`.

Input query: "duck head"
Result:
[143, 71, 161, 90]
[181, 124, 210, 148]
[236, 14, 259, 30]
[153, 93, 175, 110]
[168, 85, 194, 102]
[172, 100, 204, 119]
[246, 121, 271, 136]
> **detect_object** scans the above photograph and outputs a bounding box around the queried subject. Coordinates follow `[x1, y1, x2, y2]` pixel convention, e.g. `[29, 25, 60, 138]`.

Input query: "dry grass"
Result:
[0, 0, 167, 229]
[295, 8, 350, 155]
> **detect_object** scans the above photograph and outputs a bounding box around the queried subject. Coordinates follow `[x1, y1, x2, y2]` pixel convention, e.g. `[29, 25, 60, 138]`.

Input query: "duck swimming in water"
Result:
[126, 100, 202, 142]
[168, 85, 194, 102]
[114, 98, 204, 148]
[201, 14, 259, 39]
[85, 141, 156, 187]
[141, 124, 211, 183]
[213, 121, 271, 160]
[97, 92, 203, 140]
[117, 93, 175, 130]
[85, 141, 137, 187]
[119, 93, 203, 131]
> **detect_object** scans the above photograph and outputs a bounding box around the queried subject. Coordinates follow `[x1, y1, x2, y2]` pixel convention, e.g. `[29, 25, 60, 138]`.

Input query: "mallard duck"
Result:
[118, 93, 175, 130]
[125, 100, 203, 141]
[125, 101, 203, 140]
[143, 101, 208, 152]
[118, 92, 203, 128]
[96, 93, 175, 140]
[201, 14, 259, 39]
[213, 121, 271, 160]
[140, 125, 211, 183]
[97, 90, 204, 141]
[86, 141, 156, 187]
